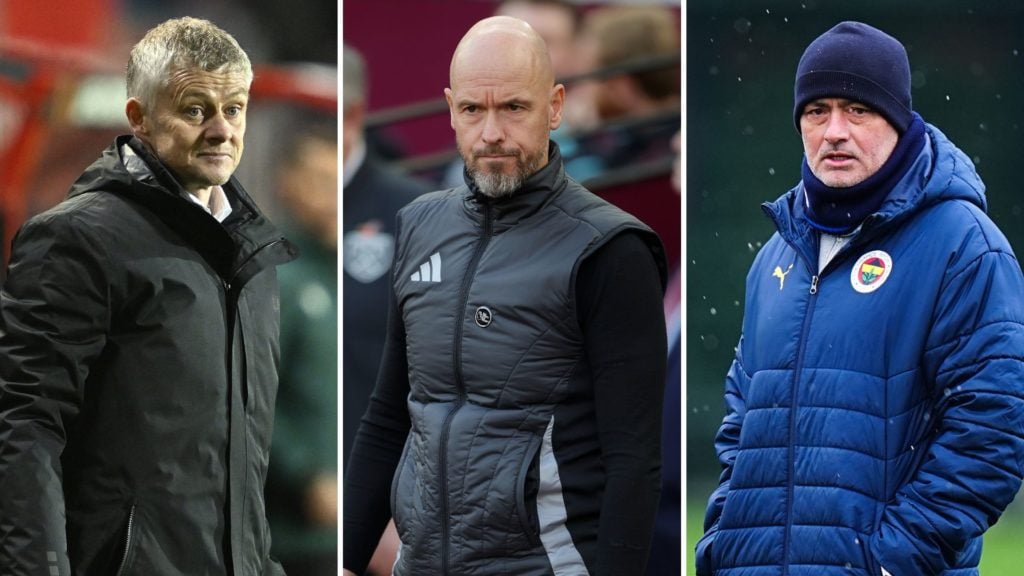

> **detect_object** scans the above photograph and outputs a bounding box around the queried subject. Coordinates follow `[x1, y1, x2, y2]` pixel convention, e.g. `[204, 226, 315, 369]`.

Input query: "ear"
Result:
[444, 87, 455, 130]
[549, 84, 565, 131]
[126, 98, 147, 136]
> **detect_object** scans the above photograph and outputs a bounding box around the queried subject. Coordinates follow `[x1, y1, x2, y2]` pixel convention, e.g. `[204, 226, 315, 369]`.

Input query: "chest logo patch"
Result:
[475, 306, 493, 327]
[772, 263, 794, 290]
[851, 250, 893, 293]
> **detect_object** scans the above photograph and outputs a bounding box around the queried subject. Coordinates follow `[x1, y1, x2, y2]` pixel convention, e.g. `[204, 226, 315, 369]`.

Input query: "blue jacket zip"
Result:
[440, 201, 494, 574]
[776, 226, 858, 574]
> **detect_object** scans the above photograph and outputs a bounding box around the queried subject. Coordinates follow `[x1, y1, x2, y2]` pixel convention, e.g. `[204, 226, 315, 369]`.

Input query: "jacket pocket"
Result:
[114, 503, 139, 576]
[514, 433, 545, 548]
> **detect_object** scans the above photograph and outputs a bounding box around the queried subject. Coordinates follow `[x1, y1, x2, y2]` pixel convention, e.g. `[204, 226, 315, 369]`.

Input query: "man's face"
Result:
[800, 98, 899, 188]
[445, 42, 563, 198]
[132, 68, 249, 196]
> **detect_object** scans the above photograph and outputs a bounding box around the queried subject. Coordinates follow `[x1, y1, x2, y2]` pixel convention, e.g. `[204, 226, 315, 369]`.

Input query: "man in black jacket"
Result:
[344, 16, 668, 576]
[0, 17, 295, 576]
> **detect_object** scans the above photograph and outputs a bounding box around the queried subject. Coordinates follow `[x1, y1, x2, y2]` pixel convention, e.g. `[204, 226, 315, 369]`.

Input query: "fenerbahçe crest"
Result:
[850, 250, 893, 294]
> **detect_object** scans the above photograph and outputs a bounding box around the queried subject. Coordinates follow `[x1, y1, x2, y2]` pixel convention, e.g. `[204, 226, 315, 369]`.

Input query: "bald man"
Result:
[343, 17, 668, 575]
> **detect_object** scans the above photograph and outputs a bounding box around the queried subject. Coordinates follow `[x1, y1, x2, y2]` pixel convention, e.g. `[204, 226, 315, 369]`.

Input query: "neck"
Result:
[802, 112, 926, 234]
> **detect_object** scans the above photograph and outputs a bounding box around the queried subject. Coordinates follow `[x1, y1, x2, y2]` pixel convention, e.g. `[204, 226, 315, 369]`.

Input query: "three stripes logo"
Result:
[411, 252, 442, 283]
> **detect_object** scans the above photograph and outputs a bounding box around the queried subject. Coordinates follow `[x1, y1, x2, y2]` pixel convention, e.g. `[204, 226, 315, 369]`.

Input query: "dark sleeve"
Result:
[577, 231, 667, 576]
[0, 214, 111, 575]
[341, 281, 411, 573]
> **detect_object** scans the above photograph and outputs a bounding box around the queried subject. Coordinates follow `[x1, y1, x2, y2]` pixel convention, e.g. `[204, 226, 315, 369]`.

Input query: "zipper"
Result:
[781, 262, 819, 575]
[440, 201, 494, 574]
[115, 504, 137, 576]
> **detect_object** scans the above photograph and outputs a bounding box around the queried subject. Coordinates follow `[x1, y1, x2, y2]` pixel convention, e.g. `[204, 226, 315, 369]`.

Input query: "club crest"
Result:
[851, 250, 893, 293]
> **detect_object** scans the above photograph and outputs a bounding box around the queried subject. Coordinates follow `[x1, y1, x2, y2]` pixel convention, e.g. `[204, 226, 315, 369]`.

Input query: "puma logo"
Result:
[773, 263, 794, 290]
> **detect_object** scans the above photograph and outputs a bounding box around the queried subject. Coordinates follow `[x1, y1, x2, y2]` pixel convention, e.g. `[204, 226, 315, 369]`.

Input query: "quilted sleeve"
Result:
[871, 248, 1024, 575]
[695, 339, 750, 576]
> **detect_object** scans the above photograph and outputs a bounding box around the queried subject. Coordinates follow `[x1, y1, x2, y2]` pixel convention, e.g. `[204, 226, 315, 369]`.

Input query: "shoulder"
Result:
[551, 179, 649, 236]
[398, 187, 463, 218]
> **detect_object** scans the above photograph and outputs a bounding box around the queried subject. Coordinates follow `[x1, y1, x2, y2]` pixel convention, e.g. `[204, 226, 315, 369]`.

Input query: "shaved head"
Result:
[445, 16, 564, 198]
[449, 16, 555, 90]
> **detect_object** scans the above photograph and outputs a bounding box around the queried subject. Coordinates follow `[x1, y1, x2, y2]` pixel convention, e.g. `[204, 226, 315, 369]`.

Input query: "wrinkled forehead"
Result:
[163, 66, 251, 100]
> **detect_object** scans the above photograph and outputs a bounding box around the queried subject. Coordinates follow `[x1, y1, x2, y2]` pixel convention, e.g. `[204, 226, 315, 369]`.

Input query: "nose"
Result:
[481, 111, 505, 145]
[205, 111, 233, 143]
[823, 110, 849, 144]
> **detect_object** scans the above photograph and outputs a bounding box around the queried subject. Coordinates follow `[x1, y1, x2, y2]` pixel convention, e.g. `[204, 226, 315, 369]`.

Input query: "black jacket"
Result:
[0, 136, 296, 576]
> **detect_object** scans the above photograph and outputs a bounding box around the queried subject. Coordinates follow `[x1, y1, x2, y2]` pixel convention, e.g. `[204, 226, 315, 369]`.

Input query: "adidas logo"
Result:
[411, 252, 441, 283]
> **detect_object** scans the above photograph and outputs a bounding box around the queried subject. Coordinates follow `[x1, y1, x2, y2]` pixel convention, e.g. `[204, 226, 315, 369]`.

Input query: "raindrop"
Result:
[1015, 49, 1020, 56]
[742, 125, 755, 136]
[943, 388, 952, 397]
[784, 17, 789, 23]
[692, 407, 700, 413]
[769, 167, 776, 175]
[910, 445, 916, 451]
[997, 93, 1003, 100]
[979, 123, 988, 131]
[766, 8, 770, 14]
[734, 300, 740, 307]
[737, 76, 743, 82]
[945, 95, 951, 101]
[923, 412, 931, 422]
[973, 156, 982, 165]
[703, 405, 710, 412]
[747, 242, 755, 252]
[854, 538, 861, 545]
[845, 563, 853, 570]
[709, 65, 719, 76]
[710, 308, 718, 315]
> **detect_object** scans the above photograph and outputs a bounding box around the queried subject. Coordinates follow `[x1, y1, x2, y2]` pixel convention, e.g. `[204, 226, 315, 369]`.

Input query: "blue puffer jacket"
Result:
[697, 123, 1024, 576]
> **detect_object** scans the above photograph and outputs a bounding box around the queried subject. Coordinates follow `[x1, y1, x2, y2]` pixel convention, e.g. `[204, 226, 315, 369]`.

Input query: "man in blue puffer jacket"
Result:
[697, 21, 1024, 576]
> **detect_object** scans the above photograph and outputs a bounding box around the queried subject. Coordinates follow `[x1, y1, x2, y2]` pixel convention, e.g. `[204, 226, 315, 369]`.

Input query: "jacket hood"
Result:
[68, 135, 297, 283]
[764, 121, 987, 249]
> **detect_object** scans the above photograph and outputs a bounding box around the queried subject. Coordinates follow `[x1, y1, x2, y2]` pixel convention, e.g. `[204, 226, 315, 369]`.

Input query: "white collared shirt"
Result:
[122, 143, 233, 223]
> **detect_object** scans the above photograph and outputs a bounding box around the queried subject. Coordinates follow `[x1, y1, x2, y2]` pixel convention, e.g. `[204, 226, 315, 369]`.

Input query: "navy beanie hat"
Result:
[794, 21, 912, 133]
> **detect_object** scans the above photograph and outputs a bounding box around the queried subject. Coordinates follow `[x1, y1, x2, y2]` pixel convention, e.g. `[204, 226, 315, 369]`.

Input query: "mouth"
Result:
[197, 151, 233, 162]
[822, 152, 855, 166]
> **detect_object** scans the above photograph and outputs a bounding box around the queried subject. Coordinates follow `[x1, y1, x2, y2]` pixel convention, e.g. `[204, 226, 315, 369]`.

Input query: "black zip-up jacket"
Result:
[0, 136, 297, 576]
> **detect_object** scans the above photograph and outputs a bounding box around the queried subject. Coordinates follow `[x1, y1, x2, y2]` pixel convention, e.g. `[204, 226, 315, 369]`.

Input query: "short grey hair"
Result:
[342, 44, 366, 110]
[127, 17, 253, 107]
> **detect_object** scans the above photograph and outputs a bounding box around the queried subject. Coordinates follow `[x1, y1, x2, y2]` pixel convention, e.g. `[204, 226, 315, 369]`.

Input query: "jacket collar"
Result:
[763, 121, 986, 260]
[461, 140, 567, 232]
[68, 135, 297, 285]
